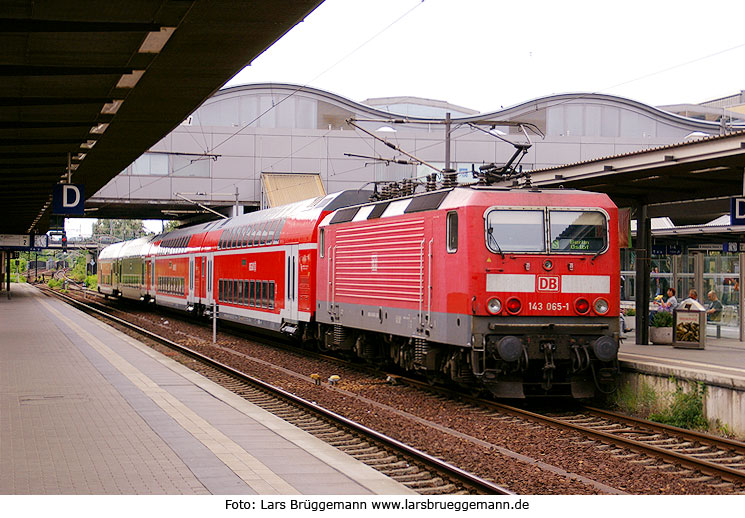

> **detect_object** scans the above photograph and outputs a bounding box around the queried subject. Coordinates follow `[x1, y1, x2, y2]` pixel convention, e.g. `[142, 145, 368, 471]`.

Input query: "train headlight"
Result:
[543, 259, 553, 271]
[505, 297, 522, 315]
[574, 298, 590, 314]
[487, 297, 502, 315]
[592, 336, 618, 362]
[594, 298, 609, 314]
[497, 336, 523, 362]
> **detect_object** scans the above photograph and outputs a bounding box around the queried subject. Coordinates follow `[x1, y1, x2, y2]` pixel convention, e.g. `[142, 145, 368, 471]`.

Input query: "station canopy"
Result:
[0, 0, 324, 235]
[527, 130, 745, 227]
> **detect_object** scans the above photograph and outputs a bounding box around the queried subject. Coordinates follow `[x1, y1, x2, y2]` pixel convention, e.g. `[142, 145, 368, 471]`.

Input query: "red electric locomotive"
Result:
[98, 185, 620, 398]
[315, 186, 619, 398]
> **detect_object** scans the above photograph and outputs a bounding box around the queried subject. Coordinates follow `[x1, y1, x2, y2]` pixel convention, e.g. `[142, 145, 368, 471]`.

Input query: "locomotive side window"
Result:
[446, 211, 458, 253]
[319, 228, 325, 258]
[549, 210, 607, 253]
[485, 210, 545, 253]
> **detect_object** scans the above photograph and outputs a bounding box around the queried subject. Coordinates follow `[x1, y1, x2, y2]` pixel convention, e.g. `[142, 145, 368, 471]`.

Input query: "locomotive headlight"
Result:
[487, 297, 502, 315]
[543, 259, 553, 271]
[594, 298, 609, 314]
[505, 297, 522, 315]
[574, 298, 590, 314]
[592, 335, 618, 362]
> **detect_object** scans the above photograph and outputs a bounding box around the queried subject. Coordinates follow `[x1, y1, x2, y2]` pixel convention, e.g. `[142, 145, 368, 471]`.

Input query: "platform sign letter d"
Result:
[52, 183, 85, 215]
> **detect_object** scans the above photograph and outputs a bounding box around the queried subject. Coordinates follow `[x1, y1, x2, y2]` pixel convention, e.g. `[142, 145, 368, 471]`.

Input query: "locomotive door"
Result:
[285, 245, 299, 320]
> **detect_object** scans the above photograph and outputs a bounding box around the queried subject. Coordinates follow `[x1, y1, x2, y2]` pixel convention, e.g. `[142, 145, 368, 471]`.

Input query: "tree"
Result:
[92, 219, 148, 241]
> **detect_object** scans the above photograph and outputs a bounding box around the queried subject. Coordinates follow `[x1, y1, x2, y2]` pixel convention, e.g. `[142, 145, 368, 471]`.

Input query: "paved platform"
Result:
[619, 328, 745, 390]
[0, 284, 414, 495]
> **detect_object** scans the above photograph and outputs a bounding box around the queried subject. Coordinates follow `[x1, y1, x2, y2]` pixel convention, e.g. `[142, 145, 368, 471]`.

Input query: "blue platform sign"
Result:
[52, 184, 85, 215]
[730, 197, 745, 225]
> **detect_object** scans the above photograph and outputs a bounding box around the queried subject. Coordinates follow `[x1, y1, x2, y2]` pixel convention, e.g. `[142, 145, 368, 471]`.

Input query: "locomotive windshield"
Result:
[549, 210, 607, 253]
[485, 210, 545, 252]
[485, 208, 608, 254]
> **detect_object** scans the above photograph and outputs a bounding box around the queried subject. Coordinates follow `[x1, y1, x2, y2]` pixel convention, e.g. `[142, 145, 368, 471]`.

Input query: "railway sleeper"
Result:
[362, 455, 401, 466]
[340, 446, 379, 456]
[380, 465, 419, 476]
[689, 450, 729, 459]
[416, 485, 459, 495]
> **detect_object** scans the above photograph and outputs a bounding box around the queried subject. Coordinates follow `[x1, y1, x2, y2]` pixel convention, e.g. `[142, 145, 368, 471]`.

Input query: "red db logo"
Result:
[537, 276, 559, 292]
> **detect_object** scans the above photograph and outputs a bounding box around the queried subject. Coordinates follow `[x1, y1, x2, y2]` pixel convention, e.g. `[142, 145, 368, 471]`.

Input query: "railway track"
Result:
[41, 286, 511, 496]
[46, 285, 745, 494]
[395, 376, 745, 490]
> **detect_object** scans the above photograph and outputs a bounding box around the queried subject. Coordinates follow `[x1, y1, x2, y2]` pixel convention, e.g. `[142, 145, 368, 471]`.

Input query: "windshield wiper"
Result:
[487, 227, 505, 259]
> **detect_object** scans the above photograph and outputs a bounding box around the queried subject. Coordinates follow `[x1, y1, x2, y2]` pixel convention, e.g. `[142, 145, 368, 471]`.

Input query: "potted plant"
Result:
[649, 311, 673, 344]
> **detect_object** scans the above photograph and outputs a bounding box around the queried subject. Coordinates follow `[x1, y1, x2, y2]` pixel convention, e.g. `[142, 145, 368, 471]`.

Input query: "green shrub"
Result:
[85, 275, 97, 290]
[624, 308, 636, 316]
[649, 380, 708, 430]
[651, 311, 673, 327]
[47, 278, 62, 290]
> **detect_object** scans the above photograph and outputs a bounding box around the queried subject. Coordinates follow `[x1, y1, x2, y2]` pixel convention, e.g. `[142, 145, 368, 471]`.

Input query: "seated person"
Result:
[706, 290, 723, 322]
[662, 287, 678, 312]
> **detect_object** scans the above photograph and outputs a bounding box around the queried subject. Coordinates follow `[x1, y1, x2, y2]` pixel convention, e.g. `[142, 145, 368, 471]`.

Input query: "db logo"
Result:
[537, 276, 559, 292]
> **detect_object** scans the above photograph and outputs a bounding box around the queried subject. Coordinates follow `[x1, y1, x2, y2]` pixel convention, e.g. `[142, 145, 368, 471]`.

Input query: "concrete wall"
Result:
[620, 369, 745, 437]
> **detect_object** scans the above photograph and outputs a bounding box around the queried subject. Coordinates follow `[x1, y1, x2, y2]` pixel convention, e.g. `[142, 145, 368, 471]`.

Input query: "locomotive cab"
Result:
[470, 198, 620, 398]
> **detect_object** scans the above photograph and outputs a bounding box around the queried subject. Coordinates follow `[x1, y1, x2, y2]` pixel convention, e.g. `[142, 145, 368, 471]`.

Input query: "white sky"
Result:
[69, 0, 745, 237]
[227, 0, 745, 113]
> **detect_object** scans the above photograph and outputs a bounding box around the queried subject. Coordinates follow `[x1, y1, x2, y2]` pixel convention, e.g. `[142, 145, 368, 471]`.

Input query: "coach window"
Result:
[259, 221, 269, 246]
[262, 280, 268, 308]
[249, 280, 256, 307]
[268, 281, 275, 309]
[233, 280, 239, 303]
[446, 211, 458, 253]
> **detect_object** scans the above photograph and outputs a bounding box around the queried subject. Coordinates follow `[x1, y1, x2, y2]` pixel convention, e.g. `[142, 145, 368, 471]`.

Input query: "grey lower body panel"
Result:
[316, 300, 473, 346]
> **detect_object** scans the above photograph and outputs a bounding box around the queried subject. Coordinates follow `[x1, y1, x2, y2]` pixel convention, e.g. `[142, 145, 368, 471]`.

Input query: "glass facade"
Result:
[621, 249, 741, 337]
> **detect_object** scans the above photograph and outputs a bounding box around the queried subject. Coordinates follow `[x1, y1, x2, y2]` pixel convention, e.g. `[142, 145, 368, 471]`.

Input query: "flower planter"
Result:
[649, 326, 673, 345]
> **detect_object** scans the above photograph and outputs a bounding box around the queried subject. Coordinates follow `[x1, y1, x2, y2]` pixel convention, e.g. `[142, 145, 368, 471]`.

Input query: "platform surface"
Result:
[619, 328, 745, 390]
[0, 284, 414, 495]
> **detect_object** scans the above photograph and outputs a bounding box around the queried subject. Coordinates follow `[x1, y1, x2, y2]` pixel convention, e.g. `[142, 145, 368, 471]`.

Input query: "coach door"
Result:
[205, 254, 214, 304]
[149, 258, 156, 298]
[188, 256, 195, 305]
[193, 256, 204, 302]
[285, 245, 299, 320]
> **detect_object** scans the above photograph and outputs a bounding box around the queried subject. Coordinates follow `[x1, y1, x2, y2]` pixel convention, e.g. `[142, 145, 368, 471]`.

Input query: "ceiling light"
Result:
[690, 166, 729, 174]
[117, 70, 145, 88]
[101, 100, 123, 115]
[90, 123, 109, 134]
[139, 27, 176, 53]
[80, 140, 97, 149]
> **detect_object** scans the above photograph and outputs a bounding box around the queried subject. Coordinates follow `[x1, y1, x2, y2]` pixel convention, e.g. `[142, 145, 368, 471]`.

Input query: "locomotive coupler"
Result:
[540, 341, 556, 391]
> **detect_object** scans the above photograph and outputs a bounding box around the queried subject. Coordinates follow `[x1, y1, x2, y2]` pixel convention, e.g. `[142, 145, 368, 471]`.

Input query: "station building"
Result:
[88, 83, 745, 337]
